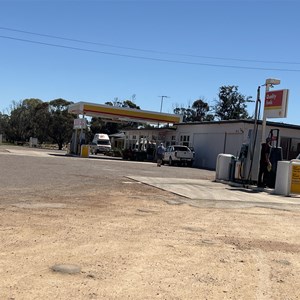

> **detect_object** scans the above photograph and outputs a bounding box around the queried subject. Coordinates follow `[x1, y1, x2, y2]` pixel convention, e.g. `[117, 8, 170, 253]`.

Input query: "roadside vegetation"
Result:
[0, 86, 252, 149]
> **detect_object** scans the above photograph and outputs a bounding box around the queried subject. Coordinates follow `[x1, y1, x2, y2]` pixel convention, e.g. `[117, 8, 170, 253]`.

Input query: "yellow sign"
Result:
[80, 145, 90, 158]
[290, 164, 300, 194]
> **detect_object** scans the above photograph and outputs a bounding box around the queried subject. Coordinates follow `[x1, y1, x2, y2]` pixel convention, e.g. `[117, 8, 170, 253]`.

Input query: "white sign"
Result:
[73, 118, 87, 129]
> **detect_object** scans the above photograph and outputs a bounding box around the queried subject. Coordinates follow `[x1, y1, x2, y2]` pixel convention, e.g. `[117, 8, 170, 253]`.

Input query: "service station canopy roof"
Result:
[68, 102, 182, 124]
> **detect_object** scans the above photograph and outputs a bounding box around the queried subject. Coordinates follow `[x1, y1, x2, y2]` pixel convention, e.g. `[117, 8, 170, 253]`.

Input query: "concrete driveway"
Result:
[128, 176, 300, 211]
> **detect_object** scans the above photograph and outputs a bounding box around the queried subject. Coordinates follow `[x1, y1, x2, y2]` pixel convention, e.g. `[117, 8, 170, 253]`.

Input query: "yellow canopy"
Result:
[68, 102, 182, 124]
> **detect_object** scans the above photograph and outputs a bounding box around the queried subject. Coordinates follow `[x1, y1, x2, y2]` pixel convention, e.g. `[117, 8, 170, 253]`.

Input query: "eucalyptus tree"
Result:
[48, 98, 75, 150]
[7, 99, 45, 142]
[173, 99, 213, 122]
[0, 112, 10, 139]
[214, 86, 252, 120]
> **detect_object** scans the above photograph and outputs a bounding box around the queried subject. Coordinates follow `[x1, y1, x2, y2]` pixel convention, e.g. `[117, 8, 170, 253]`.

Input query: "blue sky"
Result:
[0, 0, 299, 125]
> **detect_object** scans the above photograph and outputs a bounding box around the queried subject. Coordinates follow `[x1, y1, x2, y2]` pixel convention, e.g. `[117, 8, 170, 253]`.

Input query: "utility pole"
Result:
[159, 95, 170, 113]
[157, 96, 170, 128]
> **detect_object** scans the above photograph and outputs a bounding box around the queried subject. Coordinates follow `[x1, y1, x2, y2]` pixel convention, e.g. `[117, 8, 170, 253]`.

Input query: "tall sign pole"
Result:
[261, 78, 281, 143]
[261, 83, 270, 144]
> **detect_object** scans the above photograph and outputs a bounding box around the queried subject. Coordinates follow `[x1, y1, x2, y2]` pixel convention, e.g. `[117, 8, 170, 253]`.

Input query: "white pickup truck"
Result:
[162, 145, 195, 167]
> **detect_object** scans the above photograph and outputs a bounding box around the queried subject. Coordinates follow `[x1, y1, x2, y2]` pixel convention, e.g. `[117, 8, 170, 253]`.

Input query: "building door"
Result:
[193, 132, 243, 170]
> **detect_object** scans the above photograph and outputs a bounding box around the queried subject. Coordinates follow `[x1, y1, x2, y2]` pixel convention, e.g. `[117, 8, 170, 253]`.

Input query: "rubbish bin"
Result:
[80, 145, 90, 158]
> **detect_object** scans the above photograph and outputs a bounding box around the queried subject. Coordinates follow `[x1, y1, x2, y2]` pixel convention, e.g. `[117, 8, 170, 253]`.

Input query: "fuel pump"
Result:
[234, 86, 261, 184]
[236, 143, 249, 181]
[70, 117, 88, 155]
[265, 129, 283, 188]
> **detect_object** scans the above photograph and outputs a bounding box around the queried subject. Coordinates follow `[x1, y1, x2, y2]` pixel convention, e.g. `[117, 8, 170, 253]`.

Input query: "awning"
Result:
[68, 102, 182, 124]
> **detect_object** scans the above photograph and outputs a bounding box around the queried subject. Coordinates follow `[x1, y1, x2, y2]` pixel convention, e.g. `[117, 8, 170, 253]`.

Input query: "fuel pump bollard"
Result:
[275, 160, 300, 196]
[80, 145, 90, 158]
[215, 154, 236, 181]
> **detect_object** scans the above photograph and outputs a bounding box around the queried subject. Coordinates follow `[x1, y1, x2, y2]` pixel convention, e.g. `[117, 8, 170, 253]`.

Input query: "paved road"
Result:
[1, 145, 299, 211]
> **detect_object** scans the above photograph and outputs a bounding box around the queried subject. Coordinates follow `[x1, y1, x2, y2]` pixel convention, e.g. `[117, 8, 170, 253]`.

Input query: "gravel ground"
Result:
[0, 145, 299, 300]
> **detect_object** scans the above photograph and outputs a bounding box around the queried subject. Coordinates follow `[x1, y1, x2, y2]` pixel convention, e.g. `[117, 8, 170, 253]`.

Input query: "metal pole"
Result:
[261, 83, 270, 144]
[261, 78, 280, 143]
[159, 95, 169, 113]
[158, 96, 169, 127]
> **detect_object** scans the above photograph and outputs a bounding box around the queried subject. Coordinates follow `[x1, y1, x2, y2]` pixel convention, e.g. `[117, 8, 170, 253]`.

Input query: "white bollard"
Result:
[275, 160, 300, 196]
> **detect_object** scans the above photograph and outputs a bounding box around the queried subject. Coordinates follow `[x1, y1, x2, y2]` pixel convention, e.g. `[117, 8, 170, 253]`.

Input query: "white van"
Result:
[90, 133, 111, 154]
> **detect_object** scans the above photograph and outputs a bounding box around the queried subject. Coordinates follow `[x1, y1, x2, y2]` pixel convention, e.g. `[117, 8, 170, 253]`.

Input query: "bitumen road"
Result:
[1, 145, 299, 211]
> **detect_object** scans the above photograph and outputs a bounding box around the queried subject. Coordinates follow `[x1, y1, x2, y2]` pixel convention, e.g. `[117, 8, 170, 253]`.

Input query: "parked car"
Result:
[162, 145, 195, 167]
[122, 148, 147, 161]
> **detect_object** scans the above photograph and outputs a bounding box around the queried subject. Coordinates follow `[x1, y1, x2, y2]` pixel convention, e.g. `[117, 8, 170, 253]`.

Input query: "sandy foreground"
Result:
[0, 146, 299, 300]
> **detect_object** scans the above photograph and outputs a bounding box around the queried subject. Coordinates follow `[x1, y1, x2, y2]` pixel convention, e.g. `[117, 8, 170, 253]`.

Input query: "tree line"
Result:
[0, 85, 252, 149]
[174, 85, 252, 122]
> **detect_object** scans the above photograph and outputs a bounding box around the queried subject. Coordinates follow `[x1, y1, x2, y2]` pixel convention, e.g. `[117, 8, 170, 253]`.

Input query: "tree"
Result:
[48, 98, 75, 150]
[90, 117, 106, 137]
[102, 99, 141, 133]
[214, 86, 252, 120]
[173, 99, 213, 122]
[4, 99, 50, 143]
[192, 99, 211, 122]
[105, 99, 140, 109]
[122, 100, 140, 109]
[0, 112, 10, 139]
[21, 99, 51, 143]
[173, 107, 195, 122]
[31, 101, 51, 144]
[7, 100, 34, 142]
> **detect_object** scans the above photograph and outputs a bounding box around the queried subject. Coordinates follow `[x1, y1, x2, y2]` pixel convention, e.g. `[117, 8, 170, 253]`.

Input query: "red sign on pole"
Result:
[265, 90, 284, 109]
[264, 89, 289, 118]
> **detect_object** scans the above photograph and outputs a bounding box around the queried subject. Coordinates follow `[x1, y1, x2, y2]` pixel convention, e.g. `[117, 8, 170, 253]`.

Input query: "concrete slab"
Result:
[128, 176, 300, 210]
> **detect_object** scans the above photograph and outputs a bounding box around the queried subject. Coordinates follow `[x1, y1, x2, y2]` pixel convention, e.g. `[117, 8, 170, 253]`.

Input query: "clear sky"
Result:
[0, 0, 299, 125]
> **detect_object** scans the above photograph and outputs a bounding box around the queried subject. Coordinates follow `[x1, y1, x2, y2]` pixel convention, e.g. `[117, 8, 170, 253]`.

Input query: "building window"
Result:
[180, 135, 190, 146]
[280, 137, 300, 160]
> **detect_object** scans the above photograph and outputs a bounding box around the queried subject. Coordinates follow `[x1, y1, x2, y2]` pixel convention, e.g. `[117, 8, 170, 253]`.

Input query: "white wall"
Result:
[193, 133, 227, 169]
[177, 122, 247, 169]
[123, 121, 300, 170]
[177, 121, 300, 170]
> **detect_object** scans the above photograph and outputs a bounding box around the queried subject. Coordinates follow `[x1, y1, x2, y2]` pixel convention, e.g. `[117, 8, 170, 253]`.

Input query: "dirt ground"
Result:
[0, 147, 300, 299]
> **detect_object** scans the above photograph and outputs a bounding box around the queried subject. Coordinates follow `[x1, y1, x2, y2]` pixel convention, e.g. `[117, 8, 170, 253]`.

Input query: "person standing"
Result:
[156, 143, 165, 167]
[257, 137, 272, 187]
